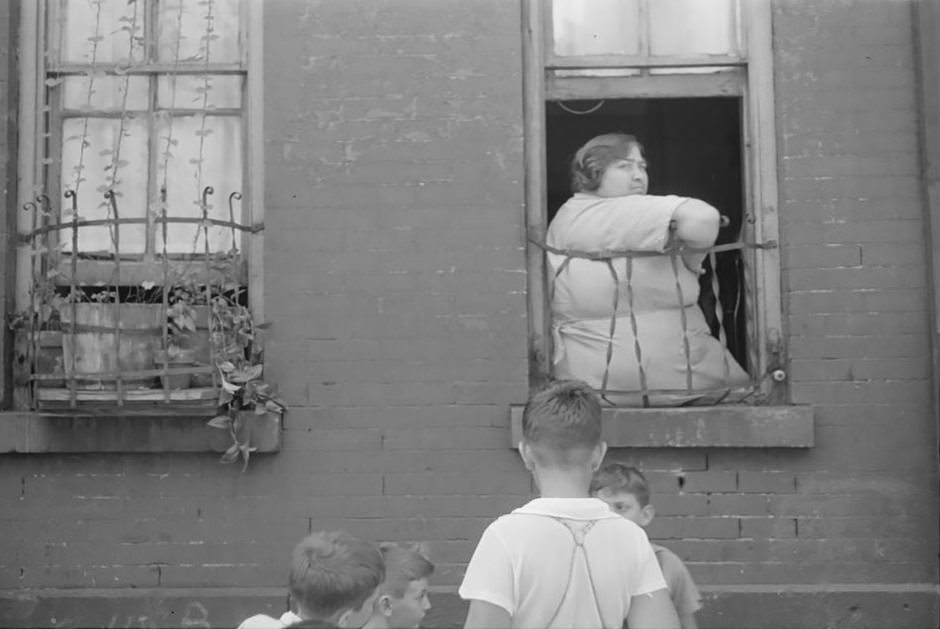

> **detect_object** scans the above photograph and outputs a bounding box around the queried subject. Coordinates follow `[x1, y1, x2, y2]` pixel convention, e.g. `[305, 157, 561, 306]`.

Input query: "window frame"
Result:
[8, 0, 265, 414]
[522, 0, 785, 403]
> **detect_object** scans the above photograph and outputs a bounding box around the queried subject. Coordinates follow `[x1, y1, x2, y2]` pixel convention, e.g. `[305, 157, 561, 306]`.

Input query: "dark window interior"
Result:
[545, 97, 748, 368]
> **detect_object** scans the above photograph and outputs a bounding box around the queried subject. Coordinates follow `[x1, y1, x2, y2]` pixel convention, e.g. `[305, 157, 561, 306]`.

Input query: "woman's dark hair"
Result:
[570, 132, 645, 193]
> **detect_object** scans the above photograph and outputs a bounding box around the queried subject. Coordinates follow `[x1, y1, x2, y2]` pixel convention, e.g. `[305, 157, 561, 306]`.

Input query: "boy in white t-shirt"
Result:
[459, 379, 680, 629]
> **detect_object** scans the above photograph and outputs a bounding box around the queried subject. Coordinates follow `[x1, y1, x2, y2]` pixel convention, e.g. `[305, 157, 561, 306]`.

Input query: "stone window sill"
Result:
[510, 405, 814, 448]
[0, 411, 281, 454]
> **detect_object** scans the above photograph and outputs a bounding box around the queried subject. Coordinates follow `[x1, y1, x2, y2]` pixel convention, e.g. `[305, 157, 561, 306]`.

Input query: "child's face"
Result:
[387, 578, 431, 629]
[595, 488, 653, 527]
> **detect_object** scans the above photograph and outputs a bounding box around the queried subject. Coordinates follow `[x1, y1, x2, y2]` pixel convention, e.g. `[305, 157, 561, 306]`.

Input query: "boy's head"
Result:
[520, 379, 606, 472]
[590, 463, 655, 527]
[368, 543, 434, 629]
[289, 530, 385, 628]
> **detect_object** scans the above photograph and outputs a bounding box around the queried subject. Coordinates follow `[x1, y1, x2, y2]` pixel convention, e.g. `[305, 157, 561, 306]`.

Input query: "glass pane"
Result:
[63, 75, 149, 111]
[552, 0, 639, 56]
[155, 115, 242, 254]
[61, 116, 149, 254]
[57, 0, 146, 65]
[650, 0, 737, 56]
[157, 75, 242, 110]
[158, 0, 242, 64]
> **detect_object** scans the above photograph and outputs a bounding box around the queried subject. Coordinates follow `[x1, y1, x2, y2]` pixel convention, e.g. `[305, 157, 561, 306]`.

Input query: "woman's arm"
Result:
[671, 198, 720, 274]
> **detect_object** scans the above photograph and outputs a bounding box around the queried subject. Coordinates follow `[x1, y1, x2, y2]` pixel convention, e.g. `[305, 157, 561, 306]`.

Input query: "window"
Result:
[523, 0, 784, 406]
[12, 0, 263, 412]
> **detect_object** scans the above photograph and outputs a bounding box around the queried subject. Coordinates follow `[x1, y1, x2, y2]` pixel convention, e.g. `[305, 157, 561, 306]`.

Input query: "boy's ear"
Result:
[336, 608, 352, 628]
[640, 504, 655, 527]
[590, 441, 608, 471]
[519, 441, 534, 470]
[378, 594, 393, 616]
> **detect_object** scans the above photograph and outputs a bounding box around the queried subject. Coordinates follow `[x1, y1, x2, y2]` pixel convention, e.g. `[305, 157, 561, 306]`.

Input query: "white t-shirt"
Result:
[459, 497, 667, 629]
[236, 610, 302, 629]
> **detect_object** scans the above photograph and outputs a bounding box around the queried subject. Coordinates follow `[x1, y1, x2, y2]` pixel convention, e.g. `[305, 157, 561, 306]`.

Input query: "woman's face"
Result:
[595, 144, 648, 197]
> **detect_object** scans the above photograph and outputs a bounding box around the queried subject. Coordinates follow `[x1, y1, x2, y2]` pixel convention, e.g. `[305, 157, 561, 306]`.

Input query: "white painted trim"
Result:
[524, 0, 784, 402]
[913, 0, 940, 452]
[15, 0, 43, 311]
[522, 0, 550, 385]
[743, 0, 783, 398]
[246, 0, 264, 324]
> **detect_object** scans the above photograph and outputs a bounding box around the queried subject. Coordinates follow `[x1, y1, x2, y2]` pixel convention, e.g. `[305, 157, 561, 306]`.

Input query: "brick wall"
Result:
[0, 1, 938, 628]
[260, 0, 530, 589]
[1, 0, 530, 597]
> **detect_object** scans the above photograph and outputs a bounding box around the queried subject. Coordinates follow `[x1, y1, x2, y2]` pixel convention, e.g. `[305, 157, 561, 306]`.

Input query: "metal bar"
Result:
[65, 190, 78, 407]
[624, 257, 649, 408]
[599, 259, 621, 402]
[106, 190, 124, 405]
[546, 54, 745, 69]
[25, 215, 263, 238]
[669, 254, 694, 393]
[48, 64, 246, 75]
[160, 187, 170, 402]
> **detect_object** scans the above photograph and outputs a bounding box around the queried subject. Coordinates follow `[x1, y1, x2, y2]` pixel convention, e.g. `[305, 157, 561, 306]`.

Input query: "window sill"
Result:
[509, 404, 814, 448]
[0, 410, 282, 454]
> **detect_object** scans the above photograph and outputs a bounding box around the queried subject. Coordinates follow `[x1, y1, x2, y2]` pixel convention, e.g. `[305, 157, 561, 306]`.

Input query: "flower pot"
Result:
[154, 347, 198, 390]
[59, 303, 162, 389]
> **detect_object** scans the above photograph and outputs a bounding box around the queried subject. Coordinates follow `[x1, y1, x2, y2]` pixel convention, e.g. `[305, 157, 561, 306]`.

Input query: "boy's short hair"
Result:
[522, 379, 602, 466]
[590, 462, 651, 507]
[378, 542, 434, 598]
[289, 530, 385, 620]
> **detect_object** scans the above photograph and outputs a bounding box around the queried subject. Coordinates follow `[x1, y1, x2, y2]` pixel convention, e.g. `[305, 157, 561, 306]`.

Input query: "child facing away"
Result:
[363, 542, 434, 629]
[238, 530, 385, 629]
[458, 379, 680, 629]
[591, 463, 703, 629]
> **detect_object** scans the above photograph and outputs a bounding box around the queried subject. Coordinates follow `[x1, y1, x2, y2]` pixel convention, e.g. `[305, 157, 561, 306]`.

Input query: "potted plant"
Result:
[206, 296, 286, 471]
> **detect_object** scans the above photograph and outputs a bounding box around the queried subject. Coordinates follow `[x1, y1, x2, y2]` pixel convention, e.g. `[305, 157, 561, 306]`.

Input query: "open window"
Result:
[11, 0, 264, 415]
[523, 0, 786, 407]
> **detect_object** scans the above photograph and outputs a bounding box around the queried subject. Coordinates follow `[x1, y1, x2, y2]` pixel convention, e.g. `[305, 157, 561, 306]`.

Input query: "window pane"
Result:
[157, 75, 242, 110]
[649, 0, 737, 56]
[61, 116, 149, 254]
[158, 0, 242, 64]
[552, 0, 639, 56]
[156, 115, 242, 254]
[57, 0, 146, 65]
[62, 75, 149, 111]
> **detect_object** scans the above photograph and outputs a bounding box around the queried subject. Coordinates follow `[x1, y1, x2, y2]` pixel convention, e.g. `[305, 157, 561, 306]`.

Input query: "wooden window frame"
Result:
[0, 0, 268, 447]
[522, 0, 788, 409]
[17, 0, 264, 300]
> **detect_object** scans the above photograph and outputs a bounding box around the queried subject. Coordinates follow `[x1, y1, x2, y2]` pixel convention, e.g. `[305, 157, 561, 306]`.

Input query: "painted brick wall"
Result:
[596, 0, 936, 596]
[0, 0, 938, 628]
[260, 0, 530, 589]
[1, 0, 530, 594]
